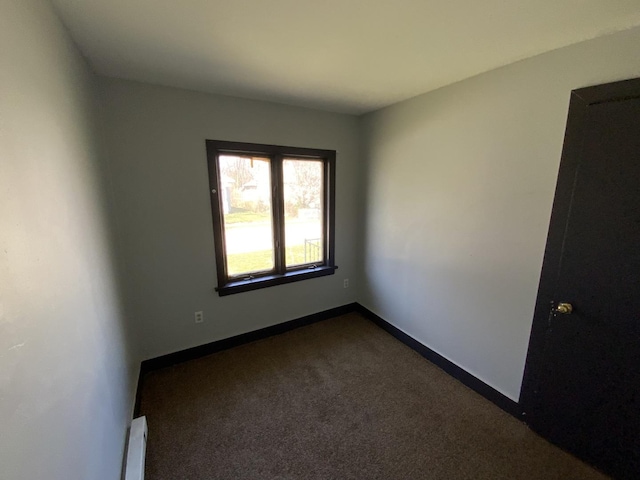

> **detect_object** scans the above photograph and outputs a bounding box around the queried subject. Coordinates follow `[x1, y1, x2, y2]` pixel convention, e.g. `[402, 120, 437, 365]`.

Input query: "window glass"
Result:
[218, 154, 274, 276]
[283, 159, 324, 267]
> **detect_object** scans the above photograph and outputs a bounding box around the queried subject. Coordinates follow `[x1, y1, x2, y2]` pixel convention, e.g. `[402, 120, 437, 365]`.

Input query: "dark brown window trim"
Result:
[216, 265, 337, 296]
[206, 140, 337, 296]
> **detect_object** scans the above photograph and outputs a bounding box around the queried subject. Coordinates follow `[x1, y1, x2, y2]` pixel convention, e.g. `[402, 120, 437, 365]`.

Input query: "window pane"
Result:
[218, 155, 274, 276]
[283, 158, 324, 267]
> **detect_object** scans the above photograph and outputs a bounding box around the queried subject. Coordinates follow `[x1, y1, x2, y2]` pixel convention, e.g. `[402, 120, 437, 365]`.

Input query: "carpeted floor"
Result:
[139, 313, 608, 479]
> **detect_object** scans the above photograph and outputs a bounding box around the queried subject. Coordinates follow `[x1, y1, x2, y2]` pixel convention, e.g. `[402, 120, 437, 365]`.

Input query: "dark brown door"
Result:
[521, 78, 640, 479]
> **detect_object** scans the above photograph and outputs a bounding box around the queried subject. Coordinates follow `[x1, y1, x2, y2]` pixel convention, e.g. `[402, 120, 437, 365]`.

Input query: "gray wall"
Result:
[360, 27, 640, 402]
[97, 78, 361, 360]
[0, 1, 137, 479]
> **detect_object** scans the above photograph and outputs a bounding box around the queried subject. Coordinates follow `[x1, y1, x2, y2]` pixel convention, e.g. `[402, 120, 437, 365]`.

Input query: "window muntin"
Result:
[206, 140, 336, 296]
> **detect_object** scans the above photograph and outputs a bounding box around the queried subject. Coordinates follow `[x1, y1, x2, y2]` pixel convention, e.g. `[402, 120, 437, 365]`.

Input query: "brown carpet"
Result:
[139, 313, 608, 479]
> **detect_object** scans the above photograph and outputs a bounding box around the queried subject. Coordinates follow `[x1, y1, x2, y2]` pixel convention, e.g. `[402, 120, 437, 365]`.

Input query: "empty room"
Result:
[2, 0, 640, 479]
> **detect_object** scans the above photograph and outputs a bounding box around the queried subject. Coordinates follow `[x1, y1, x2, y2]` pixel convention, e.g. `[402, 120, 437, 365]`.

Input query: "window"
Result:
[206, 140, 336, 296]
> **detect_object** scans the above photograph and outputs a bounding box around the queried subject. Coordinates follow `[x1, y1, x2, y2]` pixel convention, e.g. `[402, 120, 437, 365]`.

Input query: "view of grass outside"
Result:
[224, 210, 270, 224]
[227, 247, 273, 276]
[227, 244, 319, 277]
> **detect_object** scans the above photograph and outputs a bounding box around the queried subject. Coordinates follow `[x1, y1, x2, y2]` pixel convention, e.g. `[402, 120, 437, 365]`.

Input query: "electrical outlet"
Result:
[194, 311, 204, 323]
[343, 278, 349, 288]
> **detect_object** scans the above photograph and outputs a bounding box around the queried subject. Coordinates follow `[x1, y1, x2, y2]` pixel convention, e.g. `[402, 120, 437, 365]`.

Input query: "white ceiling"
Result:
[51, 0, 640, 114]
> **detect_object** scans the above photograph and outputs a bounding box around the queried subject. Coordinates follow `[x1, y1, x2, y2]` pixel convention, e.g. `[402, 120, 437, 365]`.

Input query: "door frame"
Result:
[520, 77, 640, 421]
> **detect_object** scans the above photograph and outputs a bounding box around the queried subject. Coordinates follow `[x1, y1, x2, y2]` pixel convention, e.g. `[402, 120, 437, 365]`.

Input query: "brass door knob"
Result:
[554, 302, 573, 314]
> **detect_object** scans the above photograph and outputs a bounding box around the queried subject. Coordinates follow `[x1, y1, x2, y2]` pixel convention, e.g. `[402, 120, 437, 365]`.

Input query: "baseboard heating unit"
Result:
[124, 416, 148, 480]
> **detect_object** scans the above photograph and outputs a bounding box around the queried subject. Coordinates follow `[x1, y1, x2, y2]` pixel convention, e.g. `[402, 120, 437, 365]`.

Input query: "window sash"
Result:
[218, 154, 276, 279]
[282, 158, 325, 269]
